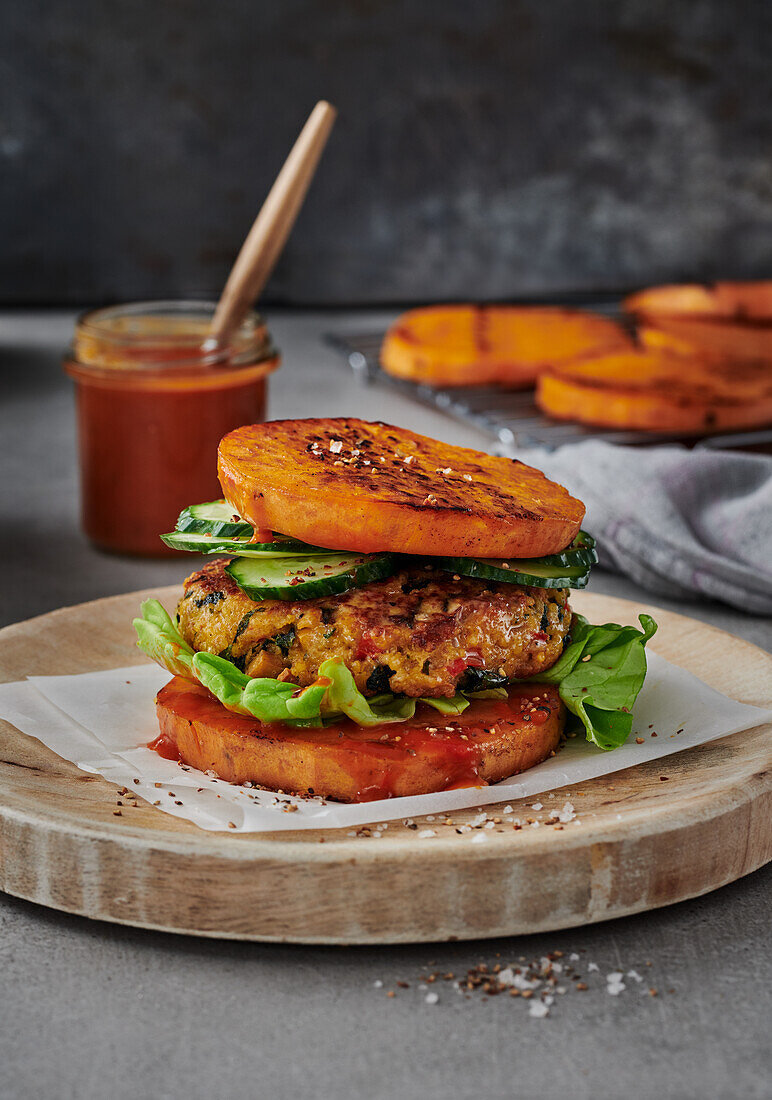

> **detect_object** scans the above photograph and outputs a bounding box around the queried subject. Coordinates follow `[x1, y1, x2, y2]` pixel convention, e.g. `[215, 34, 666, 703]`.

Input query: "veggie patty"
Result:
[177, 559, 571, 698]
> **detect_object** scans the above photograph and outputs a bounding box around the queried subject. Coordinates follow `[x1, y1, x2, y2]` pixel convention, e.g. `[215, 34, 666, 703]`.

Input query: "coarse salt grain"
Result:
[418, 829, 436, 839]
[529, 1001, 549, 1018]
[329, 439, 343, 453]
[471, 832, 487, 843]
[606, 971, 626, 995]
[425, 992, 439, 1005]
[531, 802, 543, 811]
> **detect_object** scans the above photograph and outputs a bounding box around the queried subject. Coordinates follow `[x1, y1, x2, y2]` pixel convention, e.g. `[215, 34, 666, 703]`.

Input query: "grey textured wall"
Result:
[2, 0, 771, 306]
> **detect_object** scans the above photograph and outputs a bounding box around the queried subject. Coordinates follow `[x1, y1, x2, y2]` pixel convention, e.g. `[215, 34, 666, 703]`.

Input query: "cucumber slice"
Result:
[160, 531, 327, 557]
[438, 557, 591, 589]
[226, 553, 397, 601]
[176, 500, 253, 538]
[537, 532, 598, 569]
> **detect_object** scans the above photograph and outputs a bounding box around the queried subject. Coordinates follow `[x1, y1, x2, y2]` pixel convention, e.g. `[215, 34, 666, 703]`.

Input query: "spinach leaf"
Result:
[533, 613, 657, 749]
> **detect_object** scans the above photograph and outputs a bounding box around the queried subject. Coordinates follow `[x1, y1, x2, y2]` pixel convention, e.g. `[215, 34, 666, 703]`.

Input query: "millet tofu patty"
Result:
[177, 559, 571, 698]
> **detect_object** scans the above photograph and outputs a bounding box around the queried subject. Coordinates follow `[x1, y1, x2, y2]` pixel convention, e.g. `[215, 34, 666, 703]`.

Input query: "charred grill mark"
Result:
[473, 304, 492, 355]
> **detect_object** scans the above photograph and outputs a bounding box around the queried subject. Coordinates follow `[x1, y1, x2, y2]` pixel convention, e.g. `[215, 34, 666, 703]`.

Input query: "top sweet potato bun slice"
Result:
[218, 418, 585, 558]
[380, 305, 633, 388]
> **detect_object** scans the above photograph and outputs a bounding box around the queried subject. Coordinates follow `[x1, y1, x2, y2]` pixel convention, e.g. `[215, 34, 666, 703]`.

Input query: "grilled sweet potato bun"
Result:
[217, 418, 584, 558]
[156, 676, 565, 802]
[380, 305, 632, 388]
[178, 559, 571, 698]
[536, 348, 772, 433]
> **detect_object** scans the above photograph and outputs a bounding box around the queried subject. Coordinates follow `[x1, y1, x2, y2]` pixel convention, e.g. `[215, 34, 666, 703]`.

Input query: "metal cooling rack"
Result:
[326, 328, 772, 455]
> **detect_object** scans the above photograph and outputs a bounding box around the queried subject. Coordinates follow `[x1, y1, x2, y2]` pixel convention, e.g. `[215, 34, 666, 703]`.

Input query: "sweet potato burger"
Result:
[135, 418, 656, 803]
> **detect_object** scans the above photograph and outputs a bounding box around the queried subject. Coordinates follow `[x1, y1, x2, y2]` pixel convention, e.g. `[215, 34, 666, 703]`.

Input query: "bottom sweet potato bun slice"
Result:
[536, 349, 772, 434]
[217, 418, 585, 558]
[153, 677, 564, 803]
[380, 305, 632, 388]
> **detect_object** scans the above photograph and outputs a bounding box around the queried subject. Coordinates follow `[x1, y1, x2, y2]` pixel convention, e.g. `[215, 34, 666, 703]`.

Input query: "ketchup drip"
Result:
[147, 730, 181, 761]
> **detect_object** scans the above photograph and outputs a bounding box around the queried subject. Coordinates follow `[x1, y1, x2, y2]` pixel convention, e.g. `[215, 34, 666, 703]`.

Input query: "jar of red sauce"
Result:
[65, 300, 279, 556]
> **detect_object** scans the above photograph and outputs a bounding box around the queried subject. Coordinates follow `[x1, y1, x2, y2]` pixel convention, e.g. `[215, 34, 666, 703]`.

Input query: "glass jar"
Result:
[64, 300, 279, 556]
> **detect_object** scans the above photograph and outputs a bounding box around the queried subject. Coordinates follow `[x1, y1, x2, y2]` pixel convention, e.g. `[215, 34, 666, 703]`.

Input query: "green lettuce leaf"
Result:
[193, 653, 329, 727]
[134, 600, 469, 729]
[318, 657, 469, 727]
[132, 599, 195, 680]
[531, 612, 658, 749]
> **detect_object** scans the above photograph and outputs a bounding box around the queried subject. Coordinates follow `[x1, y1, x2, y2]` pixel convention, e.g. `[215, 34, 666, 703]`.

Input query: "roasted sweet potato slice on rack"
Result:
[636, 317, 772, 362]
[625, 280, 772, 323]
[536, 349, 772, 434]
[218, 418, 585, 558]
[380, 305, 633, 388]
[626, 281, 772, 361]
[154, 676, 564, 802]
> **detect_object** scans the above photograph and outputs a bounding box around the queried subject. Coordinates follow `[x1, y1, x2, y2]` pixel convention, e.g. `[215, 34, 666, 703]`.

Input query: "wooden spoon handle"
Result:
[210, 100, 337, 344]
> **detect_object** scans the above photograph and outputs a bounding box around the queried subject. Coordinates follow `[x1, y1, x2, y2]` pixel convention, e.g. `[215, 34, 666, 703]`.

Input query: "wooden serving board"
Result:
[0, 589, 769, 944]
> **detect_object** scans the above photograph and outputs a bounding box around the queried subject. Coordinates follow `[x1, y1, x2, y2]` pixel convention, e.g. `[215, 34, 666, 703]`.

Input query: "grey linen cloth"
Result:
[517, 442, 772, 615]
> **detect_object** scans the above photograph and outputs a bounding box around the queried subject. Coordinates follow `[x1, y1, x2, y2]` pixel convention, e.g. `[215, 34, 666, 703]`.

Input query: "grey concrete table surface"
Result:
[0, 309, 769, 1100]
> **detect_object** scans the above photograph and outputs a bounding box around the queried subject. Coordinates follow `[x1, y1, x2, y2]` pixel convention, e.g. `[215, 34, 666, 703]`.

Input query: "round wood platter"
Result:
[0, 588, 769, 944]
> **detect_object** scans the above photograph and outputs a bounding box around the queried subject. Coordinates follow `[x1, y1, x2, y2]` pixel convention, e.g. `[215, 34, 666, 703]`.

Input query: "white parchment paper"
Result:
[0, 655, 768, 831]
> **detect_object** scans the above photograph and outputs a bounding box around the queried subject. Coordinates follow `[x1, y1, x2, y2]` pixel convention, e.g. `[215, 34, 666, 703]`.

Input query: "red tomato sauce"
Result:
[65, 305, 278, 556]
